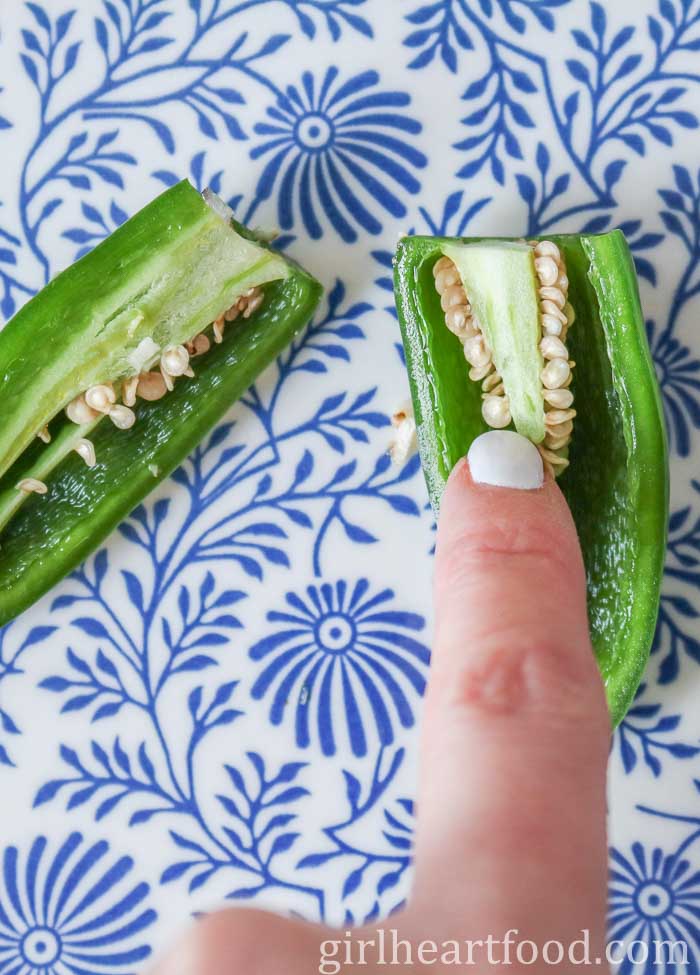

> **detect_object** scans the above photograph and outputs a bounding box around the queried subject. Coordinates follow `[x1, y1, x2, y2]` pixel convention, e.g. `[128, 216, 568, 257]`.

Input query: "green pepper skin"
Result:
[394, 230, 668, 726]
[0, 263, 321, 626]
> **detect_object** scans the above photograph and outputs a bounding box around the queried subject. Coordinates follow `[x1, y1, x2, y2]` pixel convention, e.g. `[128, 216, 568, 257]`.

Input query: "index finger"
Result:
[411, 435, 610, 947]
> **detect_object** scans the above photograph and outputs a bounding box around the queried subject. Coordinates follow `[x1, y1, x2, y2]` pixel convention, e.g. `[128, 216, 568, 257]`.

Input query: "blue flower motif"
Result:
[647, 320, 700, 457]
[608, 841, 700, 971]
[251, 68, 426, 242]
[0, 833, 155, 974]
[250, 580, 430, 756]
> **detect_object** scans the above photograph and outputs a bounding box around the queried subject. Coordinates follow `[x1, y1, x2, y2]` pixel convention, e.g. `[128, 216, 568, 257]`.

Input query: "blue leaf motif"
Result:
[294, 450, 314, 486]
[215, 87, 245, 104]
[648, 14, 663, 44]
[509, 102, 533, 128]
[200, 571, 216, 602]
[648, 122, 672, 145]
[343, 867, 364, 898]
[259, 34, 292, 58]
[60, 745, 84, 770]
[564, 91, 579, 121]
[566, 60, 590, 85]
[378, 869, 402, 895]
[673, 165, 694, 196]
[225, 764, 248, 799]
[21, 55, 39, 87]
[265, 786, 309, 806]
[96, 649, 118, 678]
[173, 654, 218, 673]
[63, 228, 94, 244]
[609, 25, 635, 57]
[26, 3, 50, 31]
[161, 861, 195, 884]
[62, 694, 99, 713]
[604, 159, 626, 190]
[143, 11, 172, 30]
[516, 174, 536, 204]
[571, 30, 594, 54]
[188, 634, 228, 649]
[94, 17, 109, 54]
[21, 625, 57, 649]
[407, 3, 444, 24]
[343, 770, 361, 810]
[581, 214, 612, 233]
[92, 165, 124, 187]
[70, 615, 111, 640]
[64, 41, 81, 73]
[268, 832, 299, 858]
[0, 745, 15, 768]
[134, 37, 173, 55]
[227, 885, 264, 900]
[39, 676, 72, 692]
[55, 9, 75, 42]
[511, 70, 536, 94]
[298, 851, 339, 868]
[122, 570, 144, 611]
[615, 54, 642, 80]
[385, 494, 420, 516]
[659, 0, 676, 24]
[34, 780, 64, 806]
[188, 686, 202, 719]
[21, 30, 43, 55]
[344, 521, 377, 543]
[113, 737, 131, 774]
[152, 169, 179, 187]
[591, 1, 606, 38]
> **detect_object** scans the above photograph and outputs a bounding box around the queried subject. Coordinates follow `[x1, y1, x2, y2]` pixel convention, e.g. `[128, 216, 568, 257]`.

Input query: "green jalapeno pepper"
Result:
[0, 180, 322, 625]
[393, 231, 668, 725]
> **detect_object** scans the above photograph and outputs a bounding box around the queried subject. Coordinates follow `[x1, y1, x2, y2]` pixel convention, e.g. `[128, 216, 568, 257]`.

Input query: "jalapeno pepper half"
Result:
[0, 180, 322, 625]
[394, 231, 668, 725]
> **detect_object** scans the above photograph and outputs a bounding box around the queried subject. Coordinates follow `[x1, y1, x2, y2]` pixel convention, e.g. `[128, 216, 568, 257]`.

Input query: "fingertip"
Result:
[467, 429, 545, 490]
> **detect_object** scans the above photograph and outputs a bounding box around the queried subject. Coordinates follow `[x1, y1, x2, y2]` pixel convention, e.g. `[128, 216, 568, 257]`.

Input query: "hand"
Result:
[150, 431, 610, 974]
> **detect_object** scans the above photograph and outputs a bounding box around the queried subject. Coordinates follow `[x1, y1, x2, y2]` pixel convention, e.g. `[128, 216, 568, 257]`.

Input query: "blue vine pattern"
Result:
[614, 683, 700, 778]
[0, 0, 699, 959]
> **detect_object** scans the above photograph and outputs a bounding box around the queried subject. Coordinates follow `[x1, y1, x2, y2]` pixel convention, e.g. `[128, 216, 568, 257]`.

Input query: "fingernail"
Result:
[467, 430, 544, 490]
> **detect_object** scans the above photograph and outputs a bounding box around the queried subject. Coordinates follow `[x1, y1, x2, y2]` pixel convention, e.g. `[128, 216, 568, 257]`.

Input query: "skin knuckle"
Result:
[434, 633, 599, 721]
[437, 519, 579, 595]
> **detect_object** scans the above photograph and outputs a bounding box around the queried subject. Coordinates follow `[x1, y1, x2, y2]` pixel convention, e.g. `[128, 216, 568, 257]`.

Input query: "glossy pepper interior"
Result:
[394, 231, 668, 725]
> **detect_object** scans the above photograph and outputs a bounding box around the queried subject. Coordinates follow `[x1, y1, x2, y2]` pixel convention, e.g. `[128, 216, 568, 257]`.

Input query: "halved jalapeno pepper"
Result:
[0, 180, 322, 625]
[394, 231, 668, 725]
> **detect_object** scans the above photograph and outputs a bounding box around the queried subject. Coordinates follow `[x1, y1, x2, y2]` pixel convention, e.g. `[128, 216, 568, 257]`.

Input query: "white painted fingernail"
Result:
[467, 430, 544, 490]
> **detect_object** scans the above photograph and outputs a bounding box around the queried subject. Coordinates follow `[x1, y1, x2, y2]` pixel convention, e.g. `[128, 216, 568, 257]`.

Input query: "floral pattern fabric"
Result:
[0, 1, 699, 970]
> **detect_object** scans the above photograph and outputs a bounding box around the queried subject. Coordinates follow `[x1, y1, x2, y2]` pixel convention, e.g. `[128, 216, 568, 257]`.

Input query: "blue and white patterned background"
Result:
[0, 0, 699, 970]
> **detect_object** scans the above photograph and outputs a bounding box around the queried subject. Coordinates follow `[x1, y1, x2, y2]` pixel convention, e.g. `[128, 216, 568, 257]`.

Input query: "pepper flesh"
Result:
[0, 182, 322, 625]
[394, 231, 668, 725]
